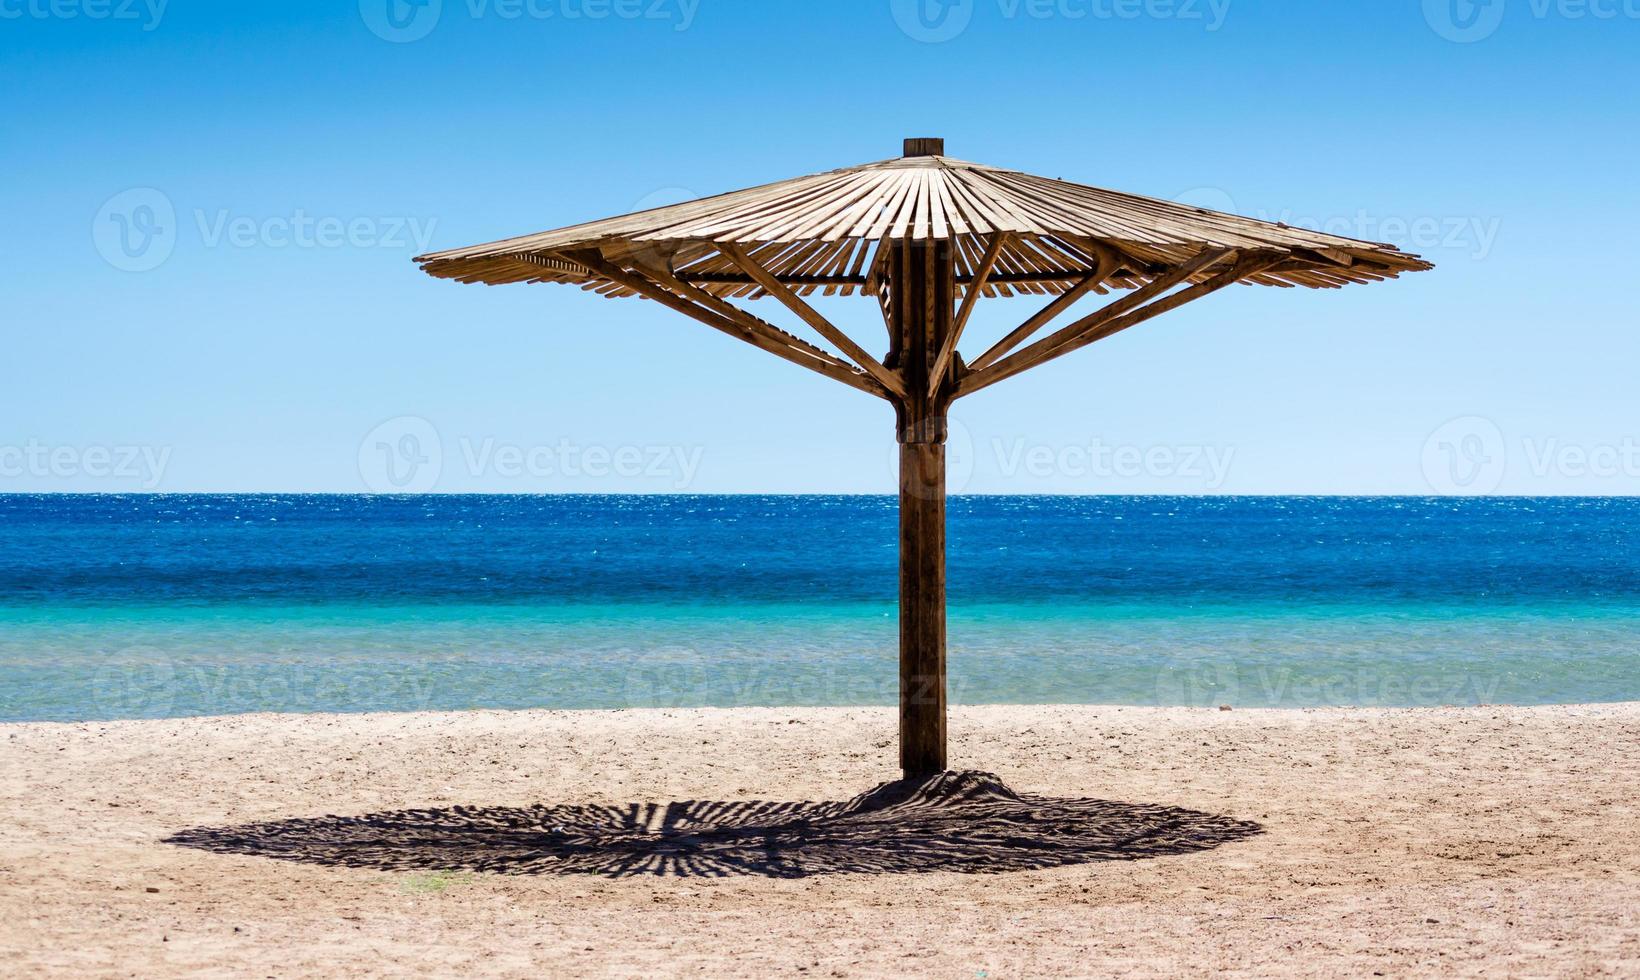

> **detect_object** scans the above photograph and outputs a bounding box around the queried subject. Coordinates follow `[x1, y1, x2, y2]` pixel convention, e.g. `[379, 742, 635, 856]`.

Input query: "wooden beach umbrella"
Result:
[415, 138, 1432, 777]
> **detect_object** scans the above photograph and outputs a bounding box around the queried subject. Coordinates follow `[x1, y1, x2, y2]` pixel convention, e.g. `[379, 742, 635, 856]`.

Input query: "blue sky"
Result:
[4, 0, 1638, 494]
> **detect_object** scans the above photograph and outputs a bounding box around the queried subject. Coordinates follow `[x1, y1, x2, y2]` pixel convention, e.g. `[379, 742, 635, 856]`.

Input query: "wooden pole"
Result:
[890, 201, 955, 776]
[898, 437, 947, 777]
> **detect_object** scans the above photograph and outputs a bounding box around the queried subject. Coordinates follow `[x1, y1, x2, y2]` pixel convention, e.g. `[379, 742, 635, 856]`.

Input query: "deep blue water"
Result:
[1, 494, 1637, 721]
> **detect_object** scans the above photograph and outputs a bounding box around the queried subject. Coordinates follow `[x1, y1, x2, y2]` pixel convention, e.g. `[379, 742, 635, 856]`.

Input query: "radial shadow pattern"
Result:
[165, 771, 1261, 878]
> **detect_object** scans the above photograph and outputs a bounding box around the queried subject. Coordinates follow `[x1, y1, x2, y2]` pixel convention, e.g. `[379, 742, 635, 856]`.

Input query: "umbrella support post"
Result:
[891, 231, 955, 779]
[898, 433, 948, 778]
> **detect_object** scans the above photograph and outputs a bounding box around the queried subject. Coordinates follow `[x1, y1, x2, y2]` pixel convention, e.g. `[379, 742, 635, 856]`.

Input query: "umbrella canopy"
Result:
[418, 140, 1429, 296]
[415, 138, 1432, 777]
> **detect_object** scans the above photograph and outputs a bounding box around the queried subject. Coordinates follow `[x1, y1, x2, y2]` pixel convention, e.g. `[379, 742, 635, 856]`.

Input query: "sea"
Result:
[2, 494, 1636, 722]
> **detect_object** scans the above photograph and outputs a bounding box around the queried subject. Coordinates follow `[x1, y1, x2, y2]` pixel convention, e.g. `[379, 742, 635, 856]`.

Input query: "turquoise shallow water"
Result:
[2, 495, 1638, 720]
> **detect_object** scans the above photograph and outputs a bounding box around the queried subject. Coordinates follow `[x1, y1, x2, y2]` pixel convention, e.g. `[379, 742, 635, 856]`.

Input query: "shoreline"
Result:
[4, 702, 1637, 976]
[8, 698, 1640, 731]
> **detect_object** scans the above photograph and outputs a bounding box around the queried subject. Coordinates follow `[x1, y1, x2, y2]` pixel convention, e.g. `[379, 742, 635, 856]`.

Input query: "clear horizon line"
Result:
[4, 491, 1639, 500]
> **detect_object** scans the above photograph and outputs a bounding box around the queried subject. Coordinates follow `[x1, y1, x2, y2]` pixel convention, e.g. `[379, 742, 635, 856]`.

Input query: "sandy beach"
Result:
[2, 702, 1637, 978]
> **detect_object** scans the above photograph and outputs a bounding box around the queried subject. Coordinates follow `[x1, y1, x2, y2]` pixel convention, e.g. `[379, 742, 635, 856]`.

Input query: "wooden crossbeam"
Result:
[626, 253, 894, 399]
[718, 242, 906, 399]
[967, 246, 1234, 377]
[561, 249, 888, 399]
[927, 232, 1009, 399]
[956, 250, 1285, 398]
[676, 269, 1101, 287]
[968, 245, 1121, 371]
[621, 254, 892, 398]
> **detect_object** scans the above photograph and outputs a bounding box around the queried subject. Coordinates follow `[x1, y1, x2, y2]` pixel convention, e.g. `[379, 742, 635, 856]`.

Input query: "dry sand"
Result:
[2, 702, 1637, 978]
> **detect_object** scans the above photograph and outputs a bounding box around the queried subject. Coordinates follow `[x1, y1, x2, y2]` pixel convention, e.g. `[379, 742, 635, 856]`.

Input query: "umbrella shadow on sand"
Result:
[165, 771, 1262, 879]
